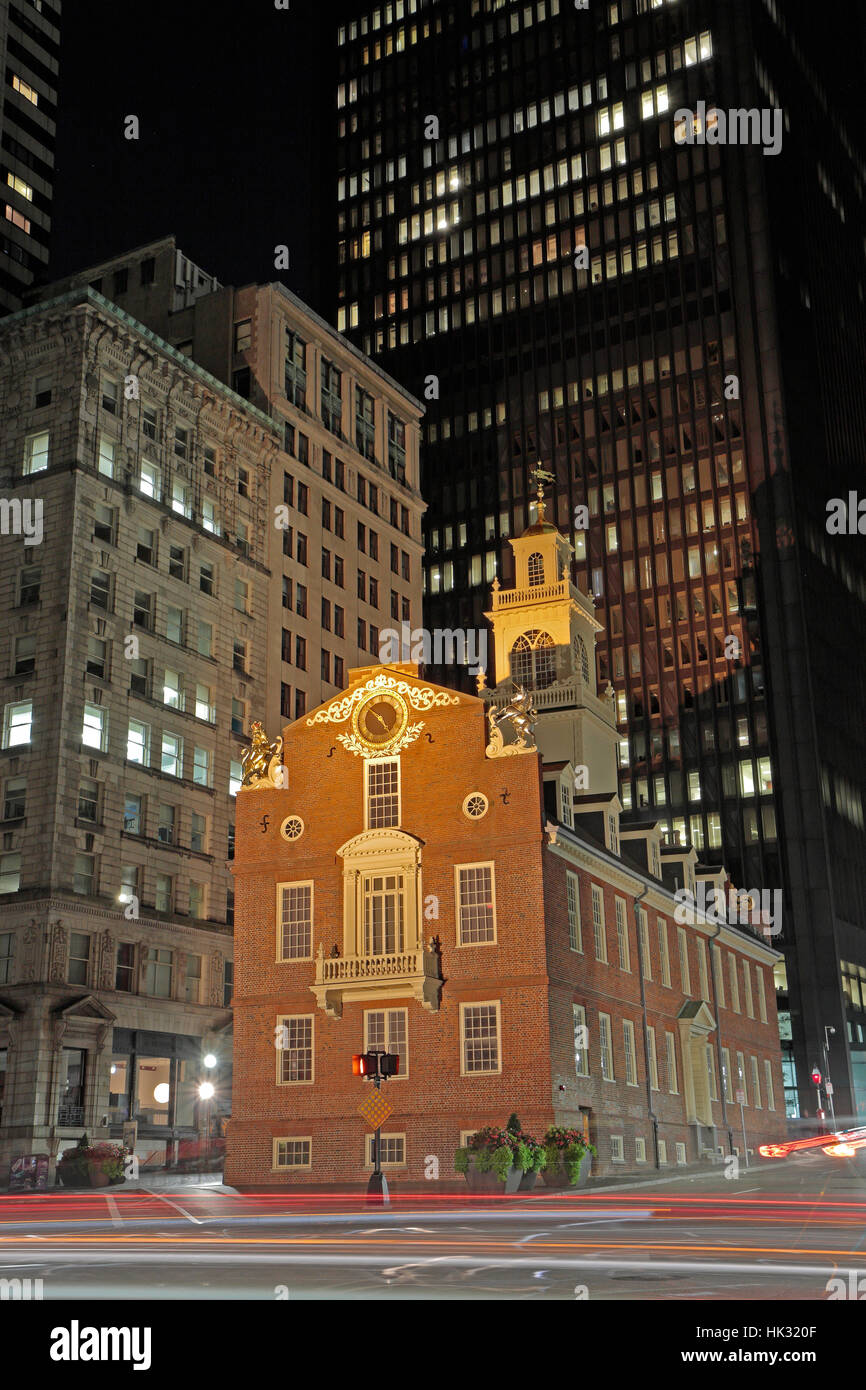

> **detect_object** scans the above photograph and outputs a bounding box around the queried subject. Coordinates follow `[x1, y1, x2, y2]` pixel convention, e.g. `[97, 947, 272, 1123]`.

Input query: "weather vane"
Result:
[530, 461, 555, 518]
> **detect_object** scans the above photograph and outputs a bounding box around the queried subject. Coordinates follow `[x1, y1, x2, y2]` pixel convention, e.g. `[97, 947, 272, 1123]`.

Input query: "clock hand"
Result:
[370, 709, 391, 732]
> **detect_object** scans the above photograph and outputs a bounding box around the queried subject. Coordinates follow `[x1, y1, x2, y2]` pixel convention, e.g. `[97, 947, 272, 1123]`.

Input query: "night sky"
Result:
[50, 1, 335, 315]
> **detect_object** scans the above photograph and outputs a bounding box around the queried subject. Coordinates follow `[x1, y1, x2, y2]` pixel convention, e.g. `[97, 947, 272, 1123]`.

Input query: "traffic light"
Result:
[352, 1051, 400, 1079]
[811, 1067, 822, 1087]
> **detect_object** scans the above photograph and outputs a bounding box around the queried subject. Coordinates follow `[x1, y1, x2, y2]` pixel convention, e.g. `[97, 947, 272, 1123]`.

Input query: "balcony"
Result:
[311, 947, 442, 1019]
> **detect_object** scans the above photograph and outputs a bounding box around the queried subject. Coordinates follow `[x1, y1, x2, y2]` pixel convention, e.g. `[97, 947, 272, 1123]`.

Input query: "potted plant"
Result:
[57, 1135, 126, 1189]
[455, 1126, 522, 1194]
[541, 1126, 597, 1188]
[512, 1134, 548, 1191]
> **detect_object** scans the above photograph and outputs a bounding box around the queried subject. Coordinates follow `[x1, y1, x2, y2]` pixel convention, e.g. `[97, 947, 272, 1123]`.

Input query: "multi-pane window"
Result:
[277, 1015, 313, 1083]
[163, 670, 182, 709]
[764, 1059, 776, 1111]
[697, 939, 709, 1000]
[721, 1047, 733, 1102]
[68, 933, 91, 986]
[598, 1012, 614, 1080]
[365, 1008, 408, 1077]
[193, 747, 210, 787]
[365, 1133, 406, 1167]
[90, 570, 112, 610]
[190, 812, 207, 853]
[188, 882, 206, 920]
[355, 386, 376, 460]
[756, 967, 768, 1024]
[728, 954, 741, 1012]
[657, 919, 671, 986]
[19, 567, 41, 604]
[666, 1031, 679, 1093]
[155, 873, 174, 914]
[138, 459, 160, 500]
[198, 621, 213, 658]
[14, 635, 35, 675]
[321, 359, 342, 434]
[363, 874, 404, 955]
[284, 330, 307, 408]
[184, 954, 202, 1004]
[365, 758, 399, 828]
[161, 733, 183, 778]
[678, 928, 691, 993]
[591, 884, 607, 961]
[78, 779, 99, 822]
[278, 883, 313, 960]
[388, 414, 406, 481]
[743, 961, 755, 1018]
[157, 804, 175, 844]
[274, 1138, 311, 1170]
[615, 897, 630, 970]
[97, 436, 115, 477]
[706, 1044, 718, 1100]
[143, 947, 173, 998]
[566, 871, 582, 951]
[82, 703, 106, 751]
[750, 1056, 762, 1109]
[735, 1051, 748, 1105]
[115, 942, 136, 992]
[623, 1019, 638, 1085]
[23, 431, 49, 474]
[3, 776, 26, 821]
[461, 1002, 500, 1074]
[647, 1026, 659, 1090]
[456, 864, 495, 944]
[3, 701, 32, 748]
[0, 854, 21, 895]
[127, 718, 149, 764]
[73, 853, 96, 896]
[637, 907, 651, 979]
[124, 794, 143, 835]
[573, 1003, 589, 1076]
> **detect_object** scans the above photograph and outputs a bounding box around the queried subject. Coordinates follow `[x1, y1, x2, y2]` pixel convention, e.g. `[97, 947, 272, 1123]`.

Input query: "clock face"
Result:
[354, 691, 409, 751]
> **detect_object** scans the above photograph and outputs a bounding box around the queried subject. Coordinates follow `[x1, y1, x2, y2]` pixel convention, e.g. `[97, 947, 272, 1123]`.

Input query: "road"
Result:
[1, 1150, 864, 1301]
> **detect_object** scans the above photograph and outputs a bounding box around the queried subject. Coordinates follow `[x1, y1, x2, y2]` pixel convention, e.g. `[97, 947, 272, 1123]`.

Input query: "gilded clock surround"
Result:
[351, 690, 410, 754]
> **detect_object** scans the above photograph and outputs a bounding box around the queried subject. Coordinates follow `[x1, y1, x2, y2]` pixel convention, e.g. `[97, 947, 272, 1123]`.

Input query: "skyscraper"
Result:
[0, 0, 61, 313]
[334, 0, 866, 1119]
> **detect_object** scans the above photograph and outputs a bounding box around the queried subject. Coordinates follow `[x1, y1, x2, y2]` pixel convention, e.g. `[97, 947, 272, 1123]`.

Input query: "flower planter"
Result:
[518, 1170, 539, 1192]
[464, 1163, 503, 1195]
[542, 1151, 593, 1189]
[88, 1167, 111, 1188]
[503, 1164, 523, 1195]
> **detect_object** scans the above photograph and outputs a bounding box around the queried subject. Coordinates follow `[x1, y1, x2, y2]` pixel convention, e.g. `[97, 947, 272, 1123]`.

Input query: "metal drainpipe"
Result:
[708, 917, 734, 1158]
[634, 884, 659, 1169]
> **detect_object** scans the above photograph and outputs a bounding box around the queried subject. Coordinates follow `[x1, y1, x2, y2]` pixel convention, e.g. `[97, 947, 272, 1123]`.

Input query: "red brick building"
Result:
[226, 502, 785, 1187]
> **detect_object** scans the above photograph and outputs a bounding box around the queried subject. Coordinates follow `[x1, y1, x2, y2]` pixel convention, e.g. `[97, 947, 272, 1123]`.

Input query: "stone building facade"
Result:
[226, 503, 785, 1188]
[0, 286, 279, 1175]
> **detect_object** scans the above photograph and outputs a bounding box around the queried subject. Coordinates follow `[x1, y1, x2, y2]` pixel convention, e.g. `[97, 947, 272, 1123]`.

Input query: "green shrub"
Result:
[454, 1148, 469, 1175]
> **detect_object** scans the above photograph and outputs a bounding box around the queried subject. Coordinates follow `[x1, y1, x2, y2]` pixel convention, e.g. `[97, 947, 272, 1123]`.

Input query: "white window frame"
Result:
[459, 1000, 502, 1076]
[610, 1134, 624, 1162]
[364, 1006, 408, 1078]
[647, 1024, 659, 1090]
[657, 917, 671, 985]
[573, 1002, 589, 1076]
[455, 861, 497, 946]
[566, 871, 582, 951]
[678, 927, 691, 993]
[635, 1136, 647, 1163]
[728, 953, 741, 1012]
[675, 1141, 687, 1166]
[763, 1058, 776, 1110]
[23, 430, 49, 474]
[591, 884, 607, 962]
[276, 881, 314, 962]
[82, 703, 107, 751]
[756, 966, 768, 1024]
[276, 1013, 315, 1086]
[666, 1030, 679, 1093]
[721, 1046, 733, 1102]
[364, 756, 401, 829]
[272, 1137, 312, 1171]
[750, 1055, 762, 1109]
[3, 700, 33, 748]
[736, 1050, 748, 1105]
[658, 1139, 668, 1165]
[623, 1018, 638, 1086]
[615, 896, 630, 971]
[743, 960, 755, 1017]
[364, 1132, 407, 1169]
[637, 906, 652, 980]
[598, 1011, 615, 1081]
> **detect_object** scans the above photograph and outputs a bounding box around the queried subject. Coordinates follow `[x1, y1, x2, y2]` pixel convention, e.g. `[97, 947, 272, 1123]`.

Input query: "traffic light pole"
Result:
[367, 1073, 389, 1206]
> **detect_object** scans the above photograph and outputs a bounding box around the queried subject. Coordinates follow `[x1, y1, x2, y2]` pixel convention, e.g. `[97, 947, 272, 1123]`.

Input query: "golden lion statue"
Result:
[240, 721, 284, 789]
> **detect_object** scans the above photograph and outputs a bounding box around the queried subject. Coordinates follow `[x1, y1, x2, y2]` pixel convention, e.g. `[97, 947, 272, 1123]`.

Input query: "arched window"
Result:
[527, 552, 545, 587]
[510, 630, 556, 689]
[574, 635, 590, 683]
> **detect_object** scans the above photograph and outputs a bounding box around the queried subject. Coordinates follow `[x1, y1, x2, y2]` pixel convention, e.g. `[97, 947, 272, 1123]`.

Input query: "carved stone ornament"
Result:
[240, 721, 284, 790]
[22, 920, 41, 983]
[48, 921, 68, 983]
[485, 685, 539, 758]
[306, 673, 459, 727]
[98, 930, 115, 990]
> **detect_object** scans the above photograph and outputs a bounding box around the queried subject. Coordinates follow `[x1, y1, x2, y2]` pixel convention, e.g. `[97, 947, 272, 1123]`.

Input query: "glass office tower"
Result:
[333, 0, 866, 1119]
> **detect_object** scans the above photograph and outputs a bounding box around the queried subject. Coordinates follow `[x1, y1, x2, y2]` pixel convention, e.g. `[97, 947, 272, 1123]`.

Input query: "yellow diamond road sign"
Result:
[358, 1090, 393, 1130]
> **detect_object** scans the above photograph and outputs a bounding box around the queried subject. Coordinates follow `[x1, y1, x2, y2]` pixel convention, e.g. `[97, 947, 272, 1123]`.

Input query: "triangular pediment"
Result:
[54, 995, 116, 1023]
[677, 998, 716, 1032]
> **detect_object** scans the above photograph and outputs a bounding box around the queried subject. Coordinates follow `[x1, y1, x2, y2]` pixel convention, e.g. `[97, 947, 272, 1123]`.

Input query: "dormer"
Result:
[620, 819, 664, 880]
[573, 791, 622, 855]
[660, 839, 699, 896]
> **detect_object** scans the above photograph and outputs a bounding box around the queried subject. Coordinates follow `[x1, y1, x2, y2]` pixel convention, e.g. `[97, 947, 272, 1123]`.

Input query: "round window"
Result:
[280, 816, 304, 842]
[462, 793, 489, 820]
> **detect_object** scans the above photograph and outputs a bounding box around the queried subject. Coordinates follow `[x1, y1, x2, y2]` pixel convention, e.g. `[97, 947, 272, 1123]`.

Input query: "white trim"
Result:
[280, 815, 305, 842]
[462, 791, 489, 820]
[459, 999, 502, 1076]
[364, 1132, 407, 1168]
[275, 880, 314, 962]
[364, 755, 401, 830]
[363, 1005, 409, 1079]
[610, 1134, 624, 1162]
[454, 861, 497, 947]
[272, 1136, 312, 1171]
[275, 1013, 315, 1086]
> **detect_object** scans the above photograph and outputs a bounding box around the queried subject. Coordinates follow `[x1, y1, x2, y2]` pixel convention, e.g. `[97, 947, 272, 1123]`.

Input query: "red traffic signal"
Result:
[811, 1068, 822, 1087]
[352, 1051, 400, 1078]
